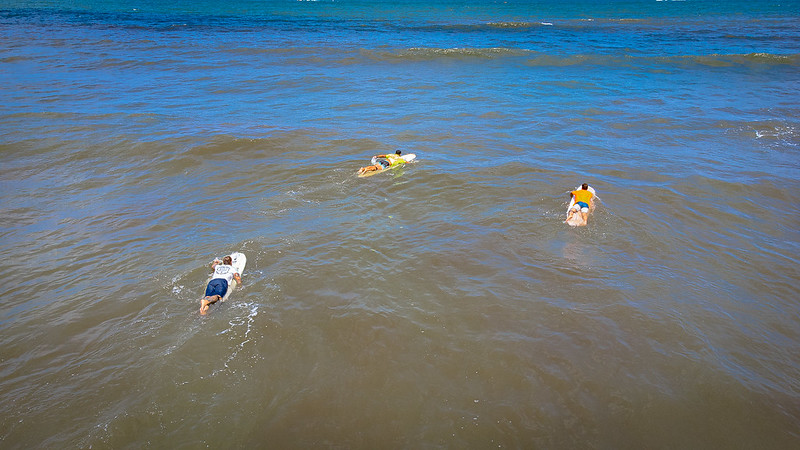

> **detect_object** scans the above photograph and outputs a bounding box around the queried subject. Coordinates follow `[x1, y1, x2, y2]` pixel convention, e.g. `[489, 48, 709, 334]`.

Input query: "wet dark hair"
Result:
[581, 183, 589, 190]
[395, 150, 402, 155]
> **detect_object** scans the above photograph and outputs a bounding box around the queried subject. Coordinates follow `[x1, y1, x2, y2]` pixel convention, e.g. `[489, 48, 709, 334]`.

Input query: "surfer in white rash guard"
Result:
[200, 255, 241, 315]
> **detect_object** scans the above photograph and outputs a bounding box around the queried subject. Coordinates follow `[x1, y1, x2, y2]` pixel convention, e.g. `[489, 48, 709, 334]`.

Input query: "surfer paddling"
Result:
[200, 255, 242, 315]
[358, 150, 405, 175]
[565, 183, 596, 226]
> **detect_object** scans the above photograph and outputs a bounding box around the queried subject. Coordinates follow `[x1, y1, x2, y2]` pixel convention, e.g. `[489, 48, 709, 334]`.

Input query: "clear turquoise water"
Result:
[2, 1, 799, 448]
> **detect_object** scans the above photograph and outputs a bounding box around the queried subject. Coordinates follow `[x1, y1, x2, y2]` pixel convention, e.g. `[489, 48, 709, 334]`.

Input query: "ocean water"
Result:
[1, 0, 799, 448]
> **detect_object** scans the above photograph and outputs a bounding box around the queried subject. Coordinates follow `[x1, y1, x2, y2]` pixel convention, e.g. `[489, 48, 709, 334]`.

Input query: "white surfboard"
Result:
[207, 252, 247, 301]
[566, 186, 596, 227]
[358, 153, 416, 178]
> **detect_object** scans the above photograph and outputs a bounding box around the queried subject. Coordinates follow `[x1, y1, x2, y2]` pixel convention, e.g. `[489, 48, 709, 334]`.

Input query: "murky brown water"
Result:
[2, 3, 799, 447]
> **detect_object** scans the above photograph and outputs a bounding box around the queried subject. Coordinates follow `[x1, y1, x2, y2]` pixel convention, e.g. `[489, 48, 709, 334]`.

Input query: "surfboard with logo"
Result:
[207, 252, 247, 301]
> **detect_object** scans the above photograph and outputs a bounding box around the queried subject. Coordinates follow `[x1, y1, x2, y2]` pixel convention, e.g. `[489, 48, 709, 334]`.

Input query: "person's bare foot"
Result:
[200, 296, 217, 315]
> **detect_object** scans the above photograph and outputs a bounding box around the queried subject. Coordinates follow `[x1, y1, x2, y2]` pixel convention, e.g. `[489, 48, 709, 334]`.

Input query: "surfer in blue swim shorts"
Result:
[200, 255, 242, 315]
[566, 183, 595, 225]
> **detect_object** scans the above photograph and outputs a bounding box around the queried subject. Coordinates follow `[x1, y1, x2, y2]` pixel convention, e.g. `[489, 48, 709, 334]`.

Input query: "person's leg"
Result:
[565, 204, 578, 222]
[200, 279, 227, 314]
[358, 164, 380, 174]
[361, 160, 389, 174]
[579, 205, 589, 225]
[200, 295, 220, 314]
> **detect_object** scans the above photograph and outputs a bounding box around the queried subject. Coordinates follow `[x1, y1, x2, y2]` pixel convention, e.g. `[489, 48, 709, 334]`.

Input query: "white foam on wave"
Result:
[216, 302, 260, 371]
[755, 126, 797, 141]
